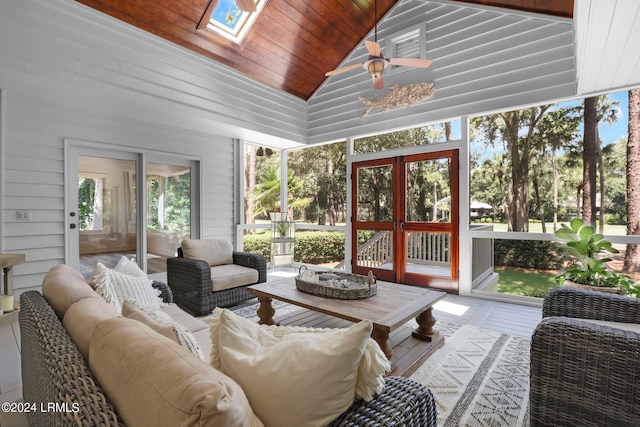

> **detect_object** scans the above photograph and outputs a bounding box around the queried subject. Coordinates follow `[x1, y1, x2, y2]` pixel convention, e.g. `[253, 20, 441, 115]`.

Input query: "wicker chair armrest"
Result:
[543, 287, 640, 323]
[233, 251, 267, 283]
[328, 376, 437, 426]
[530, 316, 640, 427]
[167, 257, 211, 293]
[152, 281, 173, 304]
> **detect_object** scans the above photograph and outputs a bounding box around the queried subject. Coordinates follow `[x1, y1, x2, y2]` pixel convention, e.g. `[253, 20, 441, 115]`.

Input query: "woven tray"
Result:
[295, 270, 377, 300]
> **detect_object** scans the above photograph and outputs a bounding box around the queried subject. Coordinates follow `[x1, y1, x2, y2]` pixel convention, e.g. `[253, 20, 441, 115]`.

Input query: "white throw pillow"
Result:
[89, 262, 162, 313]
[214, 309, 373, 427]
[114, 256, 147, 278]
[209, 308, 390, 402]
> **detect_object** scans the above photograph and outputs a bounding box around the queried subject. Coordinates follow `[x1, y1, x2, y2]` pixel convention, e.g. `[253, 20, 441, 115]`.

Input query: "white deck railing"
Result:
[356, 230, 451, 268]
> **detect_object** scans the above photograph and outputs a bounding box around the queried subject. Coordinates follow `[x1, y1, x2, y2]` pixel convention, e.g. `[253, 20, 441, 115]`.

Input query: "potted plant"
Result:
[276, 221, 289, 238]
[554, 218, 635, 294]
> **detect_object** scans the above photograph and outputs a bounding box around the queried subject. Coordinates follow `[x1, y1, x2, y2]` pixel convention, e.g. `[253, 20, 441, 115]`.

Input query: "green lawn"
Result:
[496, 267, 559, 298]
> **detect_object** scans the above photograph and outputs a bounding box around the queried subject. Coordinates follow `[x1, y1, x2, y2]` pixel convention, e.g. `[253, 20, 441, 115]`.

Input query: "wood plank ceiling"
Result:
[75, 0, 573, 100]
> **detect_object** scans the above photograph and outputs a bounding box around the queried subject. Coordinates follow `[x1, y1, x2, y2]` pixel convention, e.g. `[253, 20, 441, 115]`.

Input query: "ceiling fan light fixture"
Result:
[365, 58, 386, 79]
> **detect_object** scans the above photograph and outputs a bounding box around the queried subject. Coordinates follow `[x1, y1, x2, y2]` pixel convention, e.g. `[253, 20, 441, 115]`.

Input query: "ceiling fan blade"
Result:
[388, 57, 433, 68]
[325, 63, 364, 76]
[365, 41, 381, 57]
[196, 0, 220, 30]
[236, 0, 257, 13]
[372, 75, 384, 90]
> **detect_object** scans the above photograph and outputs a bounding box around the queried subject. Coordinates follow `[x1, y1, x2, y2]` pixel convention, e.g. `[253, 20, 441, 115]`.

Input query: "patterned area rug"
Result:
[410, 321, 530, 427]
[230, 302, 531, 427]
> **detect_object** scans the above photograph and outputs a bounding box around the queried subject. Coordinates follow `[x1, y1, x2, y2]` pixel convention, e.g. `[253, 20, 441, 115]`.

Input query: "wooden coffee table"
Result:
[248, 279, 446, 376]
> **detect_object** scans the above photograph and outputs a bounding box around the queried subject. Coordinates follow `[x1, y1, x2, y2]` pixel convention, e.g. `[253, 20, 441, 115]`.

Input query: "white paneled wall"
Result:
[0, 0, 306, 292]
[309, 0, 577, 144]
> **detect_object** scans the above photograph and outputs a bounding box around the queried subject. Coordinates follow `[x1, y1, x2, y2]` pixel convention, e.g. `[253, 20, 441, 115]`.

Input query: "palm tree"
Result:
[625, 89, 640, 272]
[248, 166, 312, 219]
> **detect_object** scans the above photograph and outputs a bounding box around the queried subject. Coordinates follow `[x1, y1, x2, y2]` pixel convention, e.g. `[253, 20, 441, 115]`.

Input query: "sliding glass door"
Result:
[146, 162, 192, 274]
[67, 144, 199, 278]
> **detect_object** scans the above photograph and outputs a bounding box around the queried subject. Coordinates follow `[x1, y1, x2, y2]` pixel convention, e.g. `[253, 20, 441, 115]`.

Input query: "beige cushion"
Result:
[42, 264, 102, 319]
[211, 264, 259, 291]
[182, 239, 233, 266]
[63, 297, 119, 360]
[161, 303, 209, 332]
[193, 328, 212, 364]
[214, 308, 372, 427]
[89, 317, 263, 427]
[122, 301, 204, 360]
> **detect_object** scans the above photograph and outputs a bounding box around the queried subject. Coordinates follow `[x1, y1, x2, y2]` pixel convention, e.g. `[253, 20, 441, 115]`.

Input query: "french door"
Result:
[352, 150, 459, 291]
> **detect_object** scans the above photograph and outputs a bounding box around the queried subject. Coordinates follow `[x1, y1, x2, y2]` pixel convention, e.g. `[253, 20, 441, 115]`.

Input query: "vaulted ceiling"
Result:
[75, 0, 574, 100]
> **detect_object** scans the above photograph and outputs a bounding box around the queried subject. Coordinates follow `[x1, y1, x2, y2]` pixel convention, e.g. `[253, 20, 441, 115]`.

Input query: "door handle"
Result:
[70, 223, 77, 229]
[400, 221, 404, 232]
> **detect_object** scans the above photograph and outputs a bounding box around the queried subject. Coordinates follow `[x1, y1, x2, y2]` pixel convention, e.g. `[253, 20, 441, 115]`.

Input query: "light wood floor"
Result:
[0, 271, 543, 427]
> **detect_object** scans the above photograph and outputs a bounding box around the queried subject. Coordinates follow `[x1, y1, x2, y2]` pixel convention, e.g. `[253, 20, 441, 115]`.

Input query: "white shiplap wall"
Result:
[0, 0, 307, 292]
[308, 0, 577, 144]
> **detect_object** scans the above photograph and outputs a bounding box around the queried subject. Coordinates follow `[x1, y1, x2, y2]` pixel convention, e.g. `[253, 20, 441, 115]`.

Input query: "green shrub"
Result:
[242, 233, 272, 261]
[494, 239, 562, 270]
[242, 231, 345, 264]
[294, 231, 345, 264]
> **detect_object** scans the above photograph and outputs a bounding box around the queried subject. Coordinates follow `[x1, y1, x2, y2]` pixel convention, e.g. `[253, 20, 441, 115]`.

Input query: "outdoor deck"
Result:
[0, 270, 543, 427]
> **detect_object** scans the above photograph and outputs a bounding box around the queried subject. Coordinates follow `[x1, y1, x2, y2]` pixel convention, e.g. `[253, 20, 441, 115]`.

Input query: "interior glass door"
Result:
[146, 162, 192, 273]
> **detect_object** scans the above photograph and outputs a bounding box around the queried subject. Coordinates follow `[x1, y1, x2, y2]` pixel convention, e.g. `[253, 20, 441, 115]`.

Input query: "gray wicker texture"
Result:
[19, 291, 123, 426]
[151, 280, 173, 304]
[530, 287, 640, 427]
[167, 248, 266, 316]
[328, 376, 438, 426]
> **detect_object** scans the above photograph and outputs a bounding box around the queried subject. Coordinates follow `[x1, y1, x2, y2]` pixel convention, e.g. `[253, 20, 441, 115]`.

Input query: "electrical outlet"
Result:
[16, 210, 31, 221]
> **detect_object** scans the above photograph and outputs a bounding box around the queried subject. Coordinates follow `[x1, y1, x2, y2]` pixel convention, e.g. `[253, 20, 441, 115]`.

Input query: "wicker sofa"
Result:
[20, 264, 439, 426]
[167, 239, 267, 316]
[530, 287, 640, 427]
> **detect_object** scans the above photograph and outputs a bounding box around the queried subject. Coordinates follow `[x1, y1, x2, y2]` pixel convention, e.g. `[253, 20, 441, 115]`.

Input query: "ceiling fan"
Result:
[325, 0, 432, 90]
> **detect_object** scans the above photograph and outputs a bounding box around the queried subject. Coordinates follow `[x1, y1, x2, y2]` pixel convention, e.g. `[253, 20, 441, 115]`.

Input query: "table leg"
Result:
[371, 329, 393, 360]
[412, 307, 440, 342]
[256, 296, 276, 325]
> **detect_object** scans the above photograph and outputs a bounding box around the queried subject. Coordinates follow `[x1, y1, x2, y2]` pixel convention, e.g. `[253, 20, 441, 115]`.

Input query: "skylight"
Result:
[207, 0, 267, 44]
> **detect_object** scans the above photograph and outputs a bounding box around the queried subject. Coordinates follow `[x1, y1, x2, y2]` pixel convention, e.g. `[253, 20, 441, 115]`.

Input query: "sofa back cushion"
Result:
[63, 297, 119, 360]
[89, 317, 263, 427]
[42, 264, 102, 319]
[182, 239, 233, 266]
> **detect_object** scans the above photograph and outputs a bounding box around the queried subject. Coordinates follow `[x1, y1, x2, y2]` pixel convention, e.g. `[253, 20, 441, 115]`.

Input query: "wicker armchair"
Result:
[167, 247, 267, 316]
[530, 287, 640, 427]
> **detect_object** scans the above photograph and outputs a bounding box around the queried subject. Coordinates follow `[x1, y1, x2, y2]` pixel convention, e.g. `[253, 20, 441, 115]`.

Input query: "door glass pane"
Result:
[355, 229, 393, 270]
[357, 165, 393, 222]
[405, 158, 451, 222]
[405, 231, 451, 278]
[78, 156, 137, 278]
[146, 163, 191, 274]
